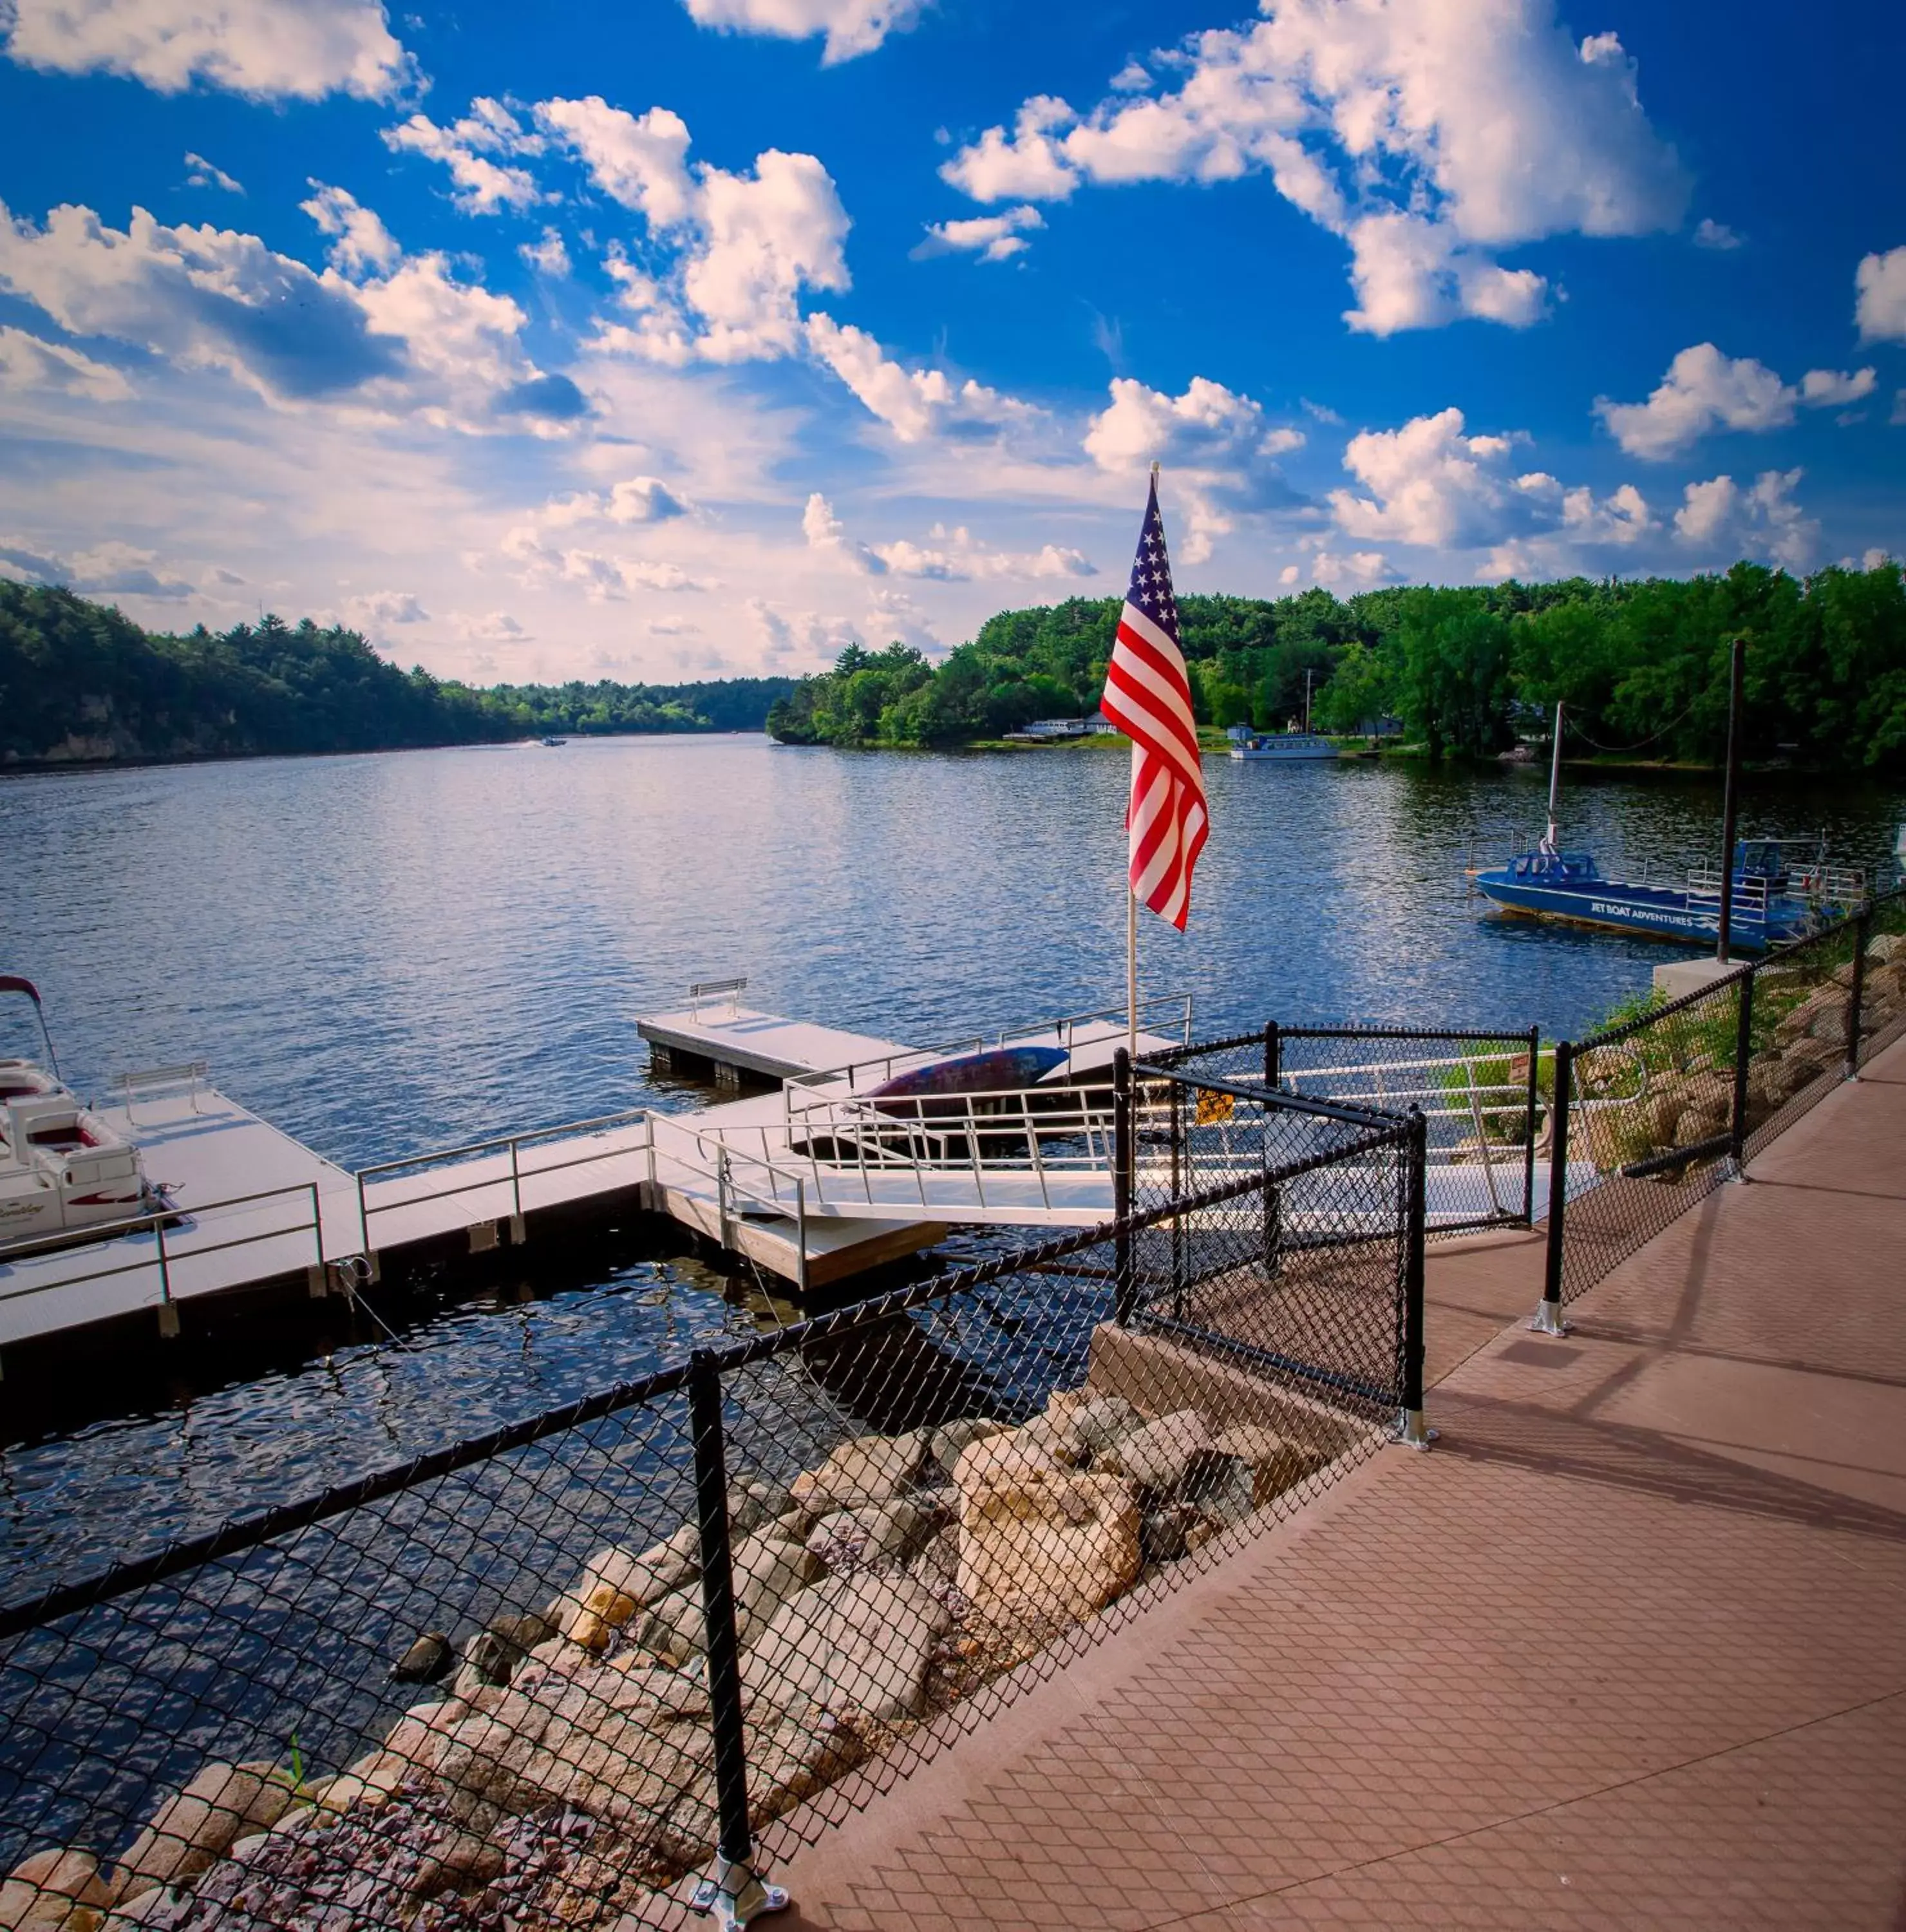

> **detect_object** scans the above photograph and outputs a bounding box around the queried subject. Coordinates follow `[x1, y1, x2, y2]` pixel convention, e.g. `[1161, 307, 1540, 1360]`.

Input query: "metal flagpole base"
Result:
[1527, 1296, 1569, 1337]
[1394, 1408, 1437, 1450]
[692, 1855, 791, 1931]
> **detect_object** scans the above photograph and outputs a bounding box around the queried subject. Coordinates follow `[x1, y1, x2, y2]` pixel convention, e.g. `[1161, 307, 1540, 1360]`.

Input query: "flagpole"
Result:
[1126, 459, 1160, 1066]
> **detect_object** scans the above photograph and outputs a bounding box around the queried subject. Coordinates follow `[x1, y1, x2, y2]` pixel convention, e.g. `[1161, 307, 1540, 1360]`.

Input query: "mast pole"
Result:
[1544, 701, 1564, 851]
[1717, 635, 1746, 963]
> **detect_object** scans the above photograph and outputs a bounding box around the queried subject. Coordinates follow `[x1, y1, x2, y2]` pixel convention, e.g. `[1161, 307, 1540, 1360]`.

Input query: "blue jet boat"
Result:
[1474, 701, 1864, 950]
[1474, 840, 1856, 950]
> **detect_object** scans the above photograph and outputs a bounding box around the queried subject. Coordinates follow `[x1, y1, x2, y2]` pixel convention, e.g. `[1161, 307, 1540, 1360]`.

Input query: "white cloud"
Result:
[681, 0, 923, 63]
[1672, 468, 1817, 569]
[1798, 366, 1876, 408]
[748, 595, 861, 664]
[183, 151, 243, 194]
[0, 535, 196, 596]
[502, 524, 712, 600]
[0, 322, 132, 399]
[1693, 217, 1742, 251]
[1854, 245, 1906, 345]
[1597, 344, 1793, 459]
[383, 101, 547, 214]
[943, 0, 1687, 335]
[1308, 547, 1395, 589]
[912, 205, 1044, 263]
[0, 195, 408, 402]
[804, 313, 1034, 442]
[1084, 374, 1303, 560]
[300, 181, 401, 278]
[349, 588, 428, 625]
[2, 0, 416, 100]
[453, 610, 530, 641]
[520, 228, 569, 276]
[1329, 407, 1527, 547]
[1598, 345, 1880, 459]
[804, 492, 1096, 583]
[539, 97, 849, 363]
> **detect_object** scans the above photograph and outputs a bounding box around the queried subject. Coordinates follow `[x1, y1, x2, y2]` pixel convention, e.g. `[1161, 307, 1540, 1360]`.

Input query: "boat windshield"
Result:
[1510, 851, 1601, 882]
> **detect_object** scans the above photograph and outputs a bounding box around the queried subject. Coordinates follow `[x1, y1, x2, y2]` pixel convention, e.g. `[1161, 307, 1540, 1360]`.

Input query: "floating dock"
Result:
[0, 993, 1193, 1372]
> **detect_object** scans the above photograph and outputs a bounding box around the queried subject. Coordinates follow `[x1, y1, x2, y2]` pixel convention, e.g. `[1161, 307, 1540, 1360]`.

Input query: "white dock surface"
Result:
[637, 1006, 910, 1084]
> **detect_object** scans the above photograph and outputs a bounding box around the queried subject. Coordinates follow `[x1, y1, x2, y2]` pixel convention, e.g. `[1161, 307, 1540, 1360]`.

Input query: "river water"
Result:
[3, 735, 1901, 1585]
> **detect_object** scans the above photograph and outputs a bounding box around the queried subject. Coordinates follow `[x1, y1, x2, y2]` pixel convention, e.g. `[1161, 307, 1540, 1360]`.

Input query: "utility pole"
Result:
[1716, 635, 1746, 963]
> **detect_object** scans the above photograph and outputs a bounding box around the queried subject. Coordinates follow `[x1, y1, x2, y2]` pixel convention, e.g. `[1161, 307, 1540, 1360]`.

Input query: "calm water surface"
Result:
[3, 736, 1901, 1583]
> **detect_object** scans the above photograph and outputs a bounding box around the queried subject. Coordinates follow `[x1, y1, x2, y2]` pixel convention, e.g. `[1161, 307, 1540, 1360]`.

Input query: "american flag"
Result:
[1100, 474, 1207, 931]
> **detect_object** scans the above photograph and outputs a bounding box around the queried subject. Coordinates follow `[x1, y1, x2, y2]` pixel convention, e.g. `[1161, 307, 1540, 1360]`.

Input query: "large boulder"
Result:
[557, 1526, 702, 1652]
[791, 1432, 928, 1513]
[950, 1428, 1063, 1495]
[1, 1849, 112, 1931]
[742, 1571, 954, 1724]
[637, 1527, 824, 1662]
[1071, 1396, 1147, 1463]
[1209, 1425, 1323, 1504]
[957, 1468, 1141, 1628]
[927, 1417, 1006, 1477]
[1104, 1410, 1216, 1497]
[109, 1761, 298, 1904]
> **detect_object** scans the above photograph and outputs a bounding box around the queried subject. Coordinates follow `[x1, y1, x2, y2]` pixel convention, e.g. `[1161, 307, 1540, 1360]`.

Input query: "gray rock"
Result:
[728, 1478, 789, 1537]
[1109, 1409, 1216, 1497]
[638, 1528, 824, 1660]
[1072, 1396, 1146, 1462]
[388, 1631, 451, 1684]
[1185, 1455, 1258, 1530]
[804, 1499, 931, 1569]
[928, 1416, 1006, 1476]
[1140, 1508, 1191, 1564]
[791, 1432, 929, 1512]
[742, 1571, 955, 1723]
[458, 1627, 522, 1690]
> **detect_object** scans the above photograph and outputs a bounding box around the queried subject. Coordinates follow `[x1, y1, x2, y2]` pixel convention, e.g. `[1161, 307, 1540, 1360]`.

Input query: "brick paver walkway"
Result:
[771, 1043, 1906, 1930]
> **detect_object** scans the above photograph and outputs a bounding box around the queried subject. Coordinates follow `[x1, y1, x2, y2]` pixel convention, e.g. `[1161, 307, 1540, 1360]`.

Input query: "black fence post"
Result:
[1262, 1022, 1283, 1278]
[1169, 1077, 1185, 1316]
[1846, 905, 1872, 1080]
[1397, 1108, 1431, 1448]
[689, 1350, 789, 1929]
[1113, 1048, 1136, 1325]
[1728, 966, 1756, 1179]
[1530, 1038, 1572, 1336]
[1521, 1025, 1541, 1227]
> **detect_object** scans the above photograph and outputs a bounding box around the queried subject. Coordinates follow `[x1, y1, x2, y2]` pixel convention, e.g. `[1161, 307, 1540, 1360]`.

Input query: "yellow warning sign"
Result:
[1194, 1088, 1234, 1125]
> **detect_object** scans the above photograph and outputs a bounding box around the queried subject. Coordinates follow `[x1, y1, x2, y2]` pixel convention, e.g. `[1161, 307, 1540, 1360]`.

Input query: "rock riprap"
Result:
[36, 1387, 1334, 1931]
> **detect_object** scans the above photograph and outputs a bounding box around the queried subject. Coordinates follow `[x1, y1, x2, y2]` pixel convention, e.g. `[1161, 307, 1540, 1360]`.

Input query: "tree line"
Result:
[764, 560, 1906, 772]
[0, 583, 797, 766]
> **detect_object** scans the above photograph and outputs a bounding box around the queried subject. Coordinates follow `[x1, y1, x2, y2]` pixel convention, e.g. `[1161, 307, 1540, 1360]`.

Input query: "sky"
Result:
[1, 0, 1903, 687]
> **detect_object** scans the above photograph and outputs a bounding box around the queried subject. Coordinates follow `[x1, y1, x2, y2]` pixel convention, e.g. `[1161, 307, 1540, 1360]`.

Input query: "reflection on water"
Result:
[1, 736, 1900, 1582]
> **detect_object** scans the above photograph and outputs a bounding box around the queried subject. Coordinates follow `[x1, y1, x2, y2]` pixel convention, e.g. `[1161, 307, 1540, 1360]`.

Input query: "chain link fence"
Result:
[1538, 886, 1906, 1320]
[1147, 1025, 1543, 1236]
[0, 1063, 1423, 1932]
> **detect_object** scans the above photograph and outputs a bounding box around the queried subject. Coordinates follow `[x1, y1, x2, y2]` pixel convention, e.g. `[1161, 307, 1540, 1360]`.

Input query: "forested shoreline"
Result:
[0, 583, 796, 768]
[766, 562, 1906, 773]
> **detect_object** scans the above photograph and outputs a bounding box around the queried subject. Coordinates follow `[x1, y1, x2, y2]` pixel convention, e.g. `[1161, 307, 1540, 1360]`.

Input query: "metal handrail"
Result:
[0, 1181, 323, 1309]
[356, 1111, 653, 1236]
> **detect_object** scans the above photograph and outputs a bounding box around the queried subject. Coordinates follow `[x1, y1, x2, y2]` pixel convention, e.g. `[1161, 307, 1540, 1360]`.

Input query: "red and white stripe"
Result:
[1101, 601, 1207, 931]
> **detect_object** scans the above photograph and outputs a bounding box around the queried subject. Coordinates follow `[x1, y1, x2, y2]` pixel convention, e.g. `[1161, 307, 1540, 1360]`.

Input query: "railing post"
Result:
[1113, 1048, 1135, 1325]
[1169, 1077, 1185, 1316]
[1397, 1109, 1432, 1448]
[155, 1216, 180, 1339]
[689, 1350, 788, 1931]
[794, 1179, 809, 1300]
[1728, 965, 1756, 1179]
[1529, 1039, 1572, 1336]
[509, 1139, 522, 1222]
[1521, 1025, 1541, 1227]
[1262, 1022, 1283, 1278]
[1845, 905, 1872, 1080]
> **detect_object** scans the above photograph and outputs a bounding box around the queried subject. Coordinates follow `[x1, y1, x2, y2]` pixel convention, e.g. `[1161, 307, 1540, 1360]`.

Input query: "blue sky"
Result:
[2, 0, 1903, 684]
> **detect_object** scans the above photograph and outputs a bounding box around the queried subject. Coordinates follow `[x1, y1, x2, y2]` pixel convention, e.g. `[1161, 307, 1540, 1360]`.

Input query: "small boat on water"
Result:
[540, 735, 567, 747]
[0, 976, 151, 1246]
[1227, 669, 1339, 762]
[1473, 705, 1863, 949]
[1227, 727, 1339, 763]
